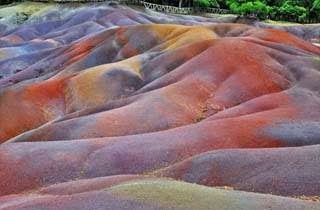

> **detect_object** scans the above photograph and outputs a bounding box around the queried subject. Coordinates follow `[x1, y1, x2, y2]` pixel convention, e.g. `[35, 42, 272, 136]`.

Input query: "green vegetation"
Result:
[195, 0, 219, 7]
[217, 0, 320, 23]
[0, 0, 319, 23]
[154, 0, 320, 23]
[226, 0, 271, 19]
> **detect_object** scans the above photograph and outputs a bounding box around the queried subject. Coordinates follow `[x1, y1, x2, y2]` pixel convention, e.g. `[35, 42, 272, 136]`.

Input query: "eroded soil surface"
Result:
[0, 3, 320, 210]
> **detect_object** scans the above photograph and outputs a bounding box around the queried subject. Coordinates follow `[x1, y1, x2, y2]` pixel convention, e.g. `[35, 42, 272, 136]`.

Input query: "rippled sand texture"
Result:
[0, 3, 320, 210]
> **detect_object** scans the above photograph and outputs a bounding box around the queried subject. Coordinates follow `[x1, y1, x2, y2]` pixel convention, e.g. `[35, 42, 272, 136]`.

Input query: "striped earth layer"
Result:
[0, 2, 320, 210]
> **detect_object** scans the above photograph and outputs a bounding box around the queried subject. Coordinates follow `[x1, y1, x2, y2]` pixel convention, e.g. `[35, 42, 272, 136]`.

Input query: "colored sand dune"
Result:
[1, 179, 319, 210]
[0, 2, 319, 210]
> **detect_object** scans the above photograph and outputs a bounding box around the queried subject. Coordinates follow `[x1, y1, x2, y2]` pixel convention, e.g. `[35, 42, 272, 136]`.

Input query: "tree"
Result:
[194, 0, 219, 8]
[225, 0, 319, 23]
[226, 0, 271, 19]
[277, 1, 306, 22]
[309, 0, 320, 22]
[311, 0, 320, 10]
[178, 0, 192, 8]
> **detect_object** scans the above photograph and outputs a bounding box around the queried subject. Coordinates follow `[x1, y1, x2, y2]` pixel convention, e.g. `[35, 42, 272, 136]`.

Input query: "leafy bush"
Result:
[225, 0, 320, 23]
[277, 1, 307, 22]
[227, 0, 271, 19]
